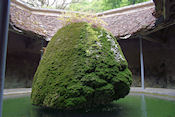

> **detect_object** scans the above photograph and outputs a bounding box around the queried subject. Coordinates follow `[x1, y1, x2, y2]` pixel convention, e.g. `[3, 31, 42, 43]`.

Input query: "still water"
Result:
[3, 94, 175, 117]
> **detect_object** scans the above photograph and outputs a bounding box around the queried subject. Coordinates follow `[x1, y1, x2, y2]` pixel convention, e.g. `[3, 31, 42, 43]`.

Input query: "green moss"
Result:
[31, 22, 132, 110]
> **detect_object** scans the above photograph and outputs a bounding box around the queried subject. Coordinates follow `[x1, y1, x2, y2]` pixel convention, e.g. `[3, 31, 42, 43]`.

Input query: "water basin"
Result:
[3, 93, 175, 117]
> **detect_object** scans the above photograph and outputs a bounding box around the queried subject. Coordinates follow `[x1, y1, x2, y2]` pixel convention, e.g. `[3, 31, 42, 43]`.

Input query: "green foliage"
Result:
[57, 12, 107, 27]
[23, 0, 150, 12]
[69, 0, 150, 12]
[31, 22, 132, 110]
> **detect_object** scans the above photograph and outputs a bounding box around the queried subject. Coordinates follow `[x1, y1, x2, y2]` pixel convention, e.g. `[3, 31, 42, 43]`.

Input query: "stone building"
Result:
[6, 0, 175, 88]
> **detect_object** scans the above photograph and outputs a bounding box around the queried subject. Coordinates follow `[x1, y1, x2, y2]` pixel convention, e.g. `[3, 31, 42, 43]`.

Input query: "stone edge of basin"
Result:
[3, 87, 175, 97]
[130, 87, 175, 97]
[3, 88, 32, 96]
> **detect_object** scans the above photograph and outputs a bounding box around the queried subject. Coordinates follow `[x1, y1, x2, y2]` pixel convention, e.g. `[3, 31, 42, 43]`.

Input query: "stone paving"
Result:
[3, 87, 175, 97]
[130, 87, 175, 96]
[3, 88, 31, 96]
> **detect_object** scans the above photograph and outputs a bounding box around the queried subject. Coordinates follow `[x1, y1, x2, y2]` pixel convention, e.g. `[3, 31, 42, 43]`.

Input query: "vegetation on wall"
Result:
[57, 12, 108, 27]
[31, 22, 132, 110]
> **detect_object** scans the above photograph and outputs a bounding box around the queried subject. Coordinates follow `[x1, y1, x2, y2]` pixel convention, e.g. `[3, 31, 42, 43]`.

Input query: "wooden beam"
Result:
[163, 0, 166, 20]
[9, 28, 45, 40]
[140, 20, 175, 36]
[141, 35, 165, 43]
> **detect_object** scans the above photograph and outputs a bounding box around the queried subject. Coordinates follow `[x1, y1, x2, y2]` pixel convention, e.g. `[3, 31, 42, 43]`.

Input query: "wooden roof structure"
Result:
[9, 0, 175, 42]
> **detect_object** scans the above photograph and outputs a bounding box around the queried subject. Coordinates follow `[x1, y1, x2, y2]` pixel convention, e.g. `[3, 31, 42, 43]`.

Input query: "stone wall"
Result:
[6, 30, 175, 89]
[118, 36, 175, 89]
[5, 31, 42, 88]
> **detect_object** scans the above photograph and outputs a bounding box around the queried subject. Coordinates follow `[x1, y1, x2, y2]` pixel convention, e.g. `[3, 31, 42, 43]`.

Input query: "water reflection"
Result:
[30, 94, 148, 117]
[141, 94, 147, 117]
[31, 105, 123, 117]
[3, 94, 175, 117]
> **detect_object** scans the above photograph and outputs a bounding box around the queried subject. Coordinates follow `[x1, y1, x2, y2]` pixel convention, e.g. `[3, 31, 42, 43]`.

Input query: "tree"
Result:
[25, 0, 81, 9]
[69, 0, 150, 12]
[129, 0, 149, 5]
[24, 0, 150, 11]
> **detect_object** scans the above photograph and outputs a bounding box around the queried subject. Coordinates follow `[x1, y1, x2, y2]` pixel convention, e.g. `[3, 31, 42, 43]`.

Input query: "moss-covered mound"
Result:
[31, 22, 132, 110]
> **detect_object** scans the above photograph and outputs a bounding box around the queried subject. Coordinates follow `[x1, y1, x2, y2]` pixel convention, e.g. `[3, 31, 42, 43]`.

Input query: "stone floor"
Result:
[130, 87, 175, 96]
[3, 87, 175, 97]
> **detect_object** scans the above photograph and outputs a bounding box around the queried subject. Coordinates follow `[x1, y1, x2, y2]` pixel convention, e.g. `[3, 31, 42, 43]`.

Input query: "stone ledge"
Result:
[3, 87, 175, 97]
[3, 88, 31, 96]
[130, 87, 175, 97]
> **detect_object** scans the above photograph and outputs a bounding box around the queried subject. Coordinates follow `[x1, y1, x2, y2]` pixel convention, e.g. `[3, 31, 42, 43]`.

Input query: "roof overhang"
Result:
[10, 0, 157, 41]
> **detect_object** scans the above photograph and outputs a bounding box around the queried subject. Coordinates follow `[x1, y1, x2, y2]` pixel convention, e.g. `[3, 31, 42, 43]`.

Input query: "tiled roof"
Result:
[10, 0, 156, 40]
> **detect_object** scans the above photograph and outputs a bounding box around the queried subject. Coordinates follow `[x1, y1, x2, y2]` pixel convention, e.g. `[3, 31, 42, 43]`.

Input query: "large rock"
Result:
[31, 22, 132, 110]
